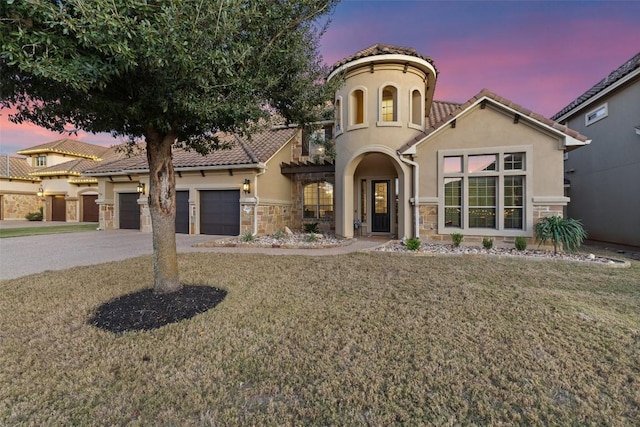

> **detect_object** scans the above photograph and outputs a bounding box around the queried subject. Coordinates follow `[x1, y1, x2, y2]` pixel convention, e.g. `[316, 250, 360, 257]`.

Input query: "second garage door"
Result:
[200, 190, 240, 235]
[175, 191, 189, 234]
[82, 194, 99, 222]
[119, 193, 140, 230]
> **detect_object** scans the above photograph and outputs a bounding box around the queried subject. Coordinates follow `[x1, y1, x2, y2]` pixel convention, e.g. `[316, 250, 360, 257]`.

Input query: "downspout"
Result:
[397, 151, 420, 238]
[252, 165, 267, 235]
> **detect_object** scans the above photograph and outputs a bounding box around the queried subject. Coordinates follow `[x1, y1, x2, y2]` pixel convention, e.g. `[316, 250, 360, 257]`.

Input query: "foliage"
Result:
[0, 0, 339, 292]
[405, 237, 421, 251]
[305, 233, 318, 242]
[304, 222, 319, 234]
[482, 237, 493, 250]
[272, 230, 286, 240]
[534, 216, 587, 254]
[24, 207, 43, 221]
[514, 236, 528, 251]
[240, 231, 255, 242]
[450, 233, 463, 247]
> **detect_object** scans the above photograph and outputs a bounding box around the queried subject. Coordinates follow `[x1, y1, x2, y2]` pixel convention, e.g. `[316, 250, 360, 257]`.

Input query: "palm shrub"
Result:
[304, 222, 319, 234]
[534, 216, 586, 254]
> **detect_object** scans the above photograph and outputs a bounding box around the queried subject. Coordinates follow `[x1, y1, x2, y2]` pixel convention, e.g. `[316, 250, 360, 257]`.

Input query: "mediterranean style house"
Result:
[0, 139, 124, 221]
[552, 51, 640, 247]
[4, 44, 590, 245]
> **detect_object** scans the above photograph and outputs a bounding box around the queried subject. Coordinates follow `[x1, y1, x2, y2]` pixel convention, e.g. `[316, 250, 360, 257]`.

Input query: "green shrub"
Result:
[305, 233, 318, 242]
[450, 233, 463, 247]
[272, 229, 285, 240]
[304, 222, 319, 234]
[405, 237, 421, 251]
[482, 237, 493, 249]
[514, 236, 527, 251]
[534, 216, 586, 254]
[25, 207, 43, 221]
[240, 231, 255, 242]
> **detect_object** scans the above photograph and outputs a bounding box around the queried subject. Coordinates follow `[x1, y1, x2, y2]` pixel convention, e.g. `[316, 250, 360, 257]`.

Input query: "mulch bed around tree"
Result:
[89, 285, 227, 333]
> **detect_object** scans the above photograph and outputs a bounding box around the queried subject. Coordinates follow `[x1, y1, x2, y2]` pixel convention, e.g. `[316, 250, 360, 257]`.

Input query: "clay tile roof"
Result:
[401, 89, 589, 152]
[552, 52, 640, 120]
[0, 154, 39, 180]
[16, 138, 111, 159]
[84, 127, 298, 174]
[331, 43, 438, 74]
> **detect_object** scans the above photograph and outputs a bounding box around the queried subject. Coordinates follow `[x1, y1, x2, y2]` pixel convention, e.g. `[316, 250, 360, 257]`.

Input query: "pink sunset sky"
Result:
[1, 0, 638, 156]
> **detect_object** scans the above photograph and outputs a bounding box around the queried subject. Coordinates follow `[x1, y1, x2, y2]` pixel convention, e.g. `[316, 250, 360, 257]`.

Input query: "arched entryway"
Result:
[336, 147, 412, 238]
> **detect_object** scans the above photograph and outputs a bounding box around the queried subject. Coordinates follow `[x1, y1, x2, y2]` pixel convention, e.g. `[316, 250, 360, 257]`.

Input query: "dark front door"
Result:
[51, 196, 66, 221]
[200, 190, 240, 235]
[82, 195, 99, 222]
[371, 180, 390, 233]
[175, 191, 189, 234]
[119, 193, 140, 230]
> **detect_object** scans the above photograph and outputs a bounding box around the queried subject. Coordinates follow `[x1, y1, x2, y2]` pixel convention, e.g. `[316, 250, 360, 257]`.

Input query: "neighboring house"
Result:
[552, 52, 640, 247]
[0, 154, 41, 220]
[3, 138, 119, 222]
[83, 44, 589, 244]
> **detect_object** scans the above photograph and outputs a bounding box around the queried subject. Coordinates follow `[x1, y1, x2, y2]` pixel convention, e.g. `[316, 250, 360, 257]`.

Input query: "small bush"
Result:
[482, 237, 493, 249]
[305, 233, 318, 242]
[450, 233, 463, 247]
[304, 222, 319, 234]
[514, 236, 527, 251]
[272, 229, 285, 240]
[534, 216, 587, 254]
[25, 207, 43, 221]
[405, 237, 421, 251]
[240, 231, 255, 242]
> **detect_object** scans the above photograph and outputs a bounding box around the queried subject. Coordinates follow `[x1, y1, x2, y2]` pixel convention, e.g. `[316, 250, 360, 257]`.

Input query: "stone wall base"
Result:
[1, 193, 41, 220]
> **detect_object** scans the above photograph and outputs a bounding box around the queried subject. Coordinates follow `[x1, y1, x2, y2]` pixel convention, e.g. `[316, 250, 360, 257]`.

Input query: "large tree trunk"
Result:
[146, 129, 181, 294]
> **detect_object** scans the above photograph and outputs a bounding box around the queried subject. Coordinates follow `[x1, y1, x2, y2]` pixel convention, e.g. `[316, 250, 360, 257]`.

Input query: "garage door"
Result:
[51, 196, 66, 221]
[175, 191, 189, 234]
[200, 190, 240, 235]
[119, 193, 140, 230]
[82, 195, 99, 222]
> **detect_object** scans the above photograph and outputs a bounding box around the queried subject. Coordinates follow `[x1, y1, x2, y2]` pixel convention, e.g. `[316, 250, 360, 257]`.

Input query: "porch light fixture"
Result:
[243, 179, 251, 194]
[136, 182, 146, 195]
[36, 186, 44, 198]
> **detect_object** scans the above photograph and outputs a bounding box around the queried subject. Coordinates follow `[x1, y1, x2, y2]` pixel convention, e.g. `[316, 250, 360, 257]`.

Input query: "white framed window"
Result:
[34, 155, 47, 167]
[585, 103, 608, 126]
[438, 147, 531, 235]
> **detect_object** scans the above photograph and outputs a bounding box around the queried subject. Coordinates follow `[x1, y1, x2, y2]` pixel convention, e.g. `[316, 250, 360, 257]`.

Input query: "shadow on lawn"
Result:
[89, 285, 227, 333]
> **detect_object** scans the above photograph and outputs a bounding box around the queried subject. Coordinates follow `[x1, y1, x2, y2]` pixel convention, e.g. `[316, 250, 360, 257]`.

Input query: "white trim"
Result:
[327, 53, 437, 82]
[378, 82, 400, 124]
[532, 196, 570, 205]
[347, 86, 369, 130]
[416, 196, 438, 205]
[408, 86, 425, 130]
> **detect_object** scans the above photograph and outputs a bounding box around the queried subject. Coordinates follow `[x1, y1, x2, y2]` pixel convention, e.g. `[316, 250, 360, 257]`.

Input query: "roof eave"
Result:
[85, 162, 266, 177]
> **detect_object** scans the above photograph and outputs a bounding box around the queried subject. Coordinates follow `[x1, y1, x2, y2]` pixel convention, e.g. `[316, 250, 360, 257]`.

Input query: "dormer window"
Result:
[34, 155, 47, 167]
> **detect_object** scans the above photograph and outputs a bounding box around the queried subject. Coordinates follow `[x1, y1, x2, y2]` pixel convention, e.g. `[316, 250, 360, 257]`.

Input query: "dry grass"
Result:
[1, 253, 639, 426]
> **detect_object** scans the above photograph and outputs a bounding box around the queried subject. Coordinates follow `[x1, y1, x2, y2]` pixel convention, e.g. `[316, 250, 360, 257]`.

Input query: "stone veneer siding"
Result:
[290, 172, 335, 232]
[66, 199, 78, 222]
[1, 194, 41, 220]
[241, 203, 292, 235]
[99, 204, 115, 230]
[418, 204, 565, 245]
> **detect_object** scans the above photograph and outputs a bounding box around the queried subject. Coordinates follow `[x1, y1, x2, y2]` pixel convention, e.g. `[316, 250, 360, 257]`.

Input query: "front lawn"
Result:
[1, 253, 638, 425]
[0, 223, 98, 238]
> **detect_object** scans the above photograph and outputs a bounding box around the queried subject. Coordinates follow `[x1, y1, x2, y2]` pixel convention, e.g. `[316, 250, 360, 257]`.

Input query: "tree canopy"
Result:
[1, 0, 340, 293]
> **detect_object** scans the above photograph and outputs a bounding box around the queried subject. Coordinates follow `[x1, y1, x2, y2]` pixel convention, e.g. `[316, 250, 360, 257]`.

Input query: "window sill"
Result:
[376, 121, 402, 127]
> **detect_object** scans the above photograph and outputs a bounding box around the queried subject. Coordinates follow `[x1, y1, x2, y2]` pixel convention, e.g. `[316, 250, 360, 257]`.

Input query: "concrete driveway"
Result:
[0, 225, 384, 280]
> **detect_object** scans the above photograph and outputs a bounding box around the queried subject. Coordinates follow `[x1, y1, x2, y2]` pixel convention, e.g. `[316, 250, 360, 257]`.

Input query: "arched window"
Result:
[381, 85, 397, 122]
[350, 89, 364, 125]
[303, 182, 334, 219]
[411, 89, 422, 126]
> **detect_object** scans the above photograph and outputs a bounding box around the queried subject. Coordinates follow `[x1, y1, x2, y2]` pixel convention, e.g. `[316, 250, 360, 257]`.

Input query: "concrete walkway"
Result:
[0, 223, 388, 280]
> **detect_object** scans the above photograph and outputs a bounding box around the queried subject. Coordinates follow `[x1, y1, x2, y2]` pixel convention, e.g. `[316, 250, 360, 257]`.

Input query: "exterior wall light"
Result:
[243, 179, 251, 194]
[37, 186, 44, 198]
[136, 182, 146, 195]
